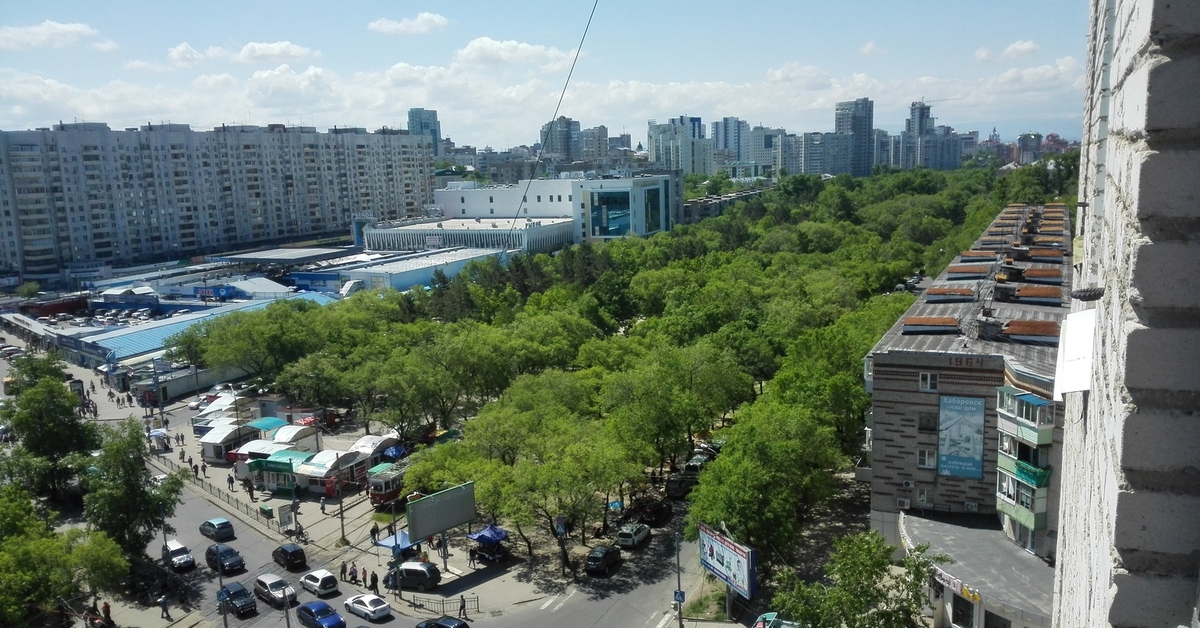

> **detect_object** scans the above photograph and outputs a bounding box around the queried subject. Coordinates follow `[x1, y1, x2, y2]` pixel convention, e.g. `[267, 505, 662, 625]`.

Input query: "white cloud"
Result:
[454, 37, 571, 68]
[192, 73, 236, 90]
[368, 13, 448, 35]
[92, 39, 119, 52]
[125, 60, 170, 72]
[975, 47, 991, 62]
[1002, 40, 1040, 59]
[168, 42, 204, 67]
[765, 63, 831, 90]
[245, 64, 334, 108]
[860, 41, 883, 56]
[0, 20, 97, 50]
[234, 41, 317, 63]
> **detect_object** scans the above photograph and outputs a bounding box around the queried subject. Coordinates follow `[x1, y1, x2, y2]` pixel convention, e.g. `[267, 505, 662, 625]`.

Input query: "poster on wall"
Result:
[938, 395, 985, 479]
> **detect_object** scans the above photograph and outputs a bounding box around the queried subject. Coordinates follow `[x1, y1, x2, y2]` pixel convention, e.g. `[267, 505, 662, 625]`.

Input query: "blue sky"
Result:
[0, 1, 1088, 148]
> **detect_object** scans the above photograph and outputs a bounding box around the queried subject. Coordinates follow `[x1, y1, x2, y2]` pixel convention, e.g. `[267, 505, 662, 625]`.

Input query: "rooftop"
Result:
[348, 248, 505, 275]
[383, 217, 573, 232]
[210, 248, 349, 265]
[902, 512, 1053, 622]
[870, 204, 1072, 379]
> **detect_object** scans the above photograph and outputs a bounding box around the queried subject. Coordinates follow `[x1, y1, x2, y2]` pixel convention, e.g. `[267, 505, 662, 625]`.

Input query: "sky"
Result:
[0, 1, 1089, 149]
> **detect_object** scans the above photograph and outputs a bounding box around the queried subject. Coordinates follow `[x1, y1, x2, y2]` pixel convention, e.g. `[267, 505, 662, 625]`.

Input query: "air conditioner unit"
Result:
[964, 501, 978, 513]
[902, 480, 915, 489]
[896, 497, 911, 510]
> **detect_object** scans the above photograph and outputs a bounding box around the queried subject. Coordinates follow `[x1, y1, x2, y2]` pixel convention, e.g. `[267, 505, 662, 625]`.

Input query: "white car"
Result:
[299, 569, 338, 596]
[616, 523, 651, 549]
[344, 593, 391, 620]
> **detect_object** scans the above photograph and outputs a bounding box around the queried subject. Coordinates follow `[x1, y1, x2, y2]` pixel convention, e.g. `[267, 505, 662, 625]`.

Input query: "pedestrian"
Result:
[458, 594, 468, 620]
[370, 523, 379, 543]
[192, 464, 199, 479]
[179, 448, 186, 462]
[227, 474, 235, 491]
[158, 595, 171, 619]
[320, 496, 326, 515]
[340, 561, 347, 581]
[363, 482, 369, 499]
[201, 462, 207, 477]
[187, 456, 193, 468]
[369, 571, 379, 595]
[349, 563, 358, 584]
[163, 417, 169, 430]
[468, 547, 477, 568]
[101, 600, 110, 623]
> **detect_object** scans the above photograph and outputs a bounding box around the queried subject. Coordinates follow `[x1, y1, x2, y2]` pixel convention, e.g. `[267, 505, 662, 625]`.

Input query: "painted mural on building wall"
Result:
[938, 395, 985, 478]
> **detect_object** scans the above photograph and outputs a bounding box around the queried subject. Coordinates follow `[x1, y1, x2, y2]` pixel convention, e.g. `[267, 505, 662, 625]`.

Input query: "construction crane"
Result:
[918, 96, 964, 104]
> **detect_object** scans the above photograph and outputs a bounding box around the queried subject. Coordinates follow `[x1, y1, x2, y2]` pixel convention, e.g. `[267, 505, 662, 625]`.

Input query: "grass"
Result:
[683, 574, 729, 621]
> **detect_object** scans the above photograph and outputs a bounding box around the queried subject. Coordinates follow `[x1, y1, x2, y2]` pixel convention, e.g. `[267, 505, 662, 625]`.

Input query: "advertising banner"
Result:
[938, 395, 986, 478]
[698, 522, 756, 599]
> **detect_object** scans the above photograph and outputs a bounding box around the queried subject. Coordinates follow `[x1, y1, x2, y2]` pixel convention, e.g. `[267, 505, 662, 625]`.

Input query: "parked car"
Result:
[217, 581, 256, 616]
[344, 593, 391, 620]
[199, 517, 235, 540]
[205, 543, 245, 573]
[585, 545, 621, 576]
[416, 616, 471, 628]
[639, 500, 673, 527]
[253, 573, 296, 608]
[161, 540, 195, 571]
[382, 561, 441, 591]
[296, 600, 346, 628]
[273, 542, 307, 569]
[616, 523, 651, 549]
[300, 569, 339, 596]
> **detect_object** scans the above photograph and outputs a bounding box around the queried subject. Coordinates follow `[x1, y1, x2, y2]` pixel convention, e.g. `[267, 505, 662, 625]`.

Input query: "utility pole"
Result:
[675, 532, 685, 628]
[337, 481, 346, 544]
[217, 563, 230, 628]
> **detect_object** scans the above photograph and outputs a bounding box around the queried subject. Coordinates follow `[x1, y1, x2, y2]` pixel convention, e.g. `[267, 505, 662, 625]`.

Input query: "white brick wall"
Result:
[1053, 1, 1200, 626]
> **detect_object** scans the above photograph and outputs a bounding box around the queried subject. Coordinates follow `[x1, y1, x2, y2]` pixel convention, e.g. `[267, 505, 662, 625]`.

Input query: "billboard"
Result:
[406, 482, 476, 541]
[697, 522, 757, 599]
[938, 395, 986, 479]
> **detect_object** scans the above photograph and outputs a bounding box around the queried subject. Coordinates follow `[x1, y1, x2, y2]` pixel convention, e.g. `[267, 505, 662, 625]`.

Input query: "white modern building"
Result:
[430, 175, 679, 245]
[0, 122, 435, 284]
[647, 119, 714, 176]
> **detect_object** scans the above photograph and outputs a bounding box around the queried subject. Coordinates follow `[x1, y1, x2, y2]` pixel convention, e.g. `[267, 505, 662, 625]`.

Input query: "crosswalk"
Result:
[538, 587, 577, 612]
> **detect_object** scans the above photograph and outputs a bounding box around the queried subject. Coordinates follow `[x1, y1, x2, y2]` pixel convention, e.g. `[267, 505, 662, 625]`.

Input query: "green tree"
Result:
[163, 325, 207, 370]
[15, 281, 40, 298]
[82, 419, 187, 556]
[0, 485, 128, 625]
[773, 531, 949, 628]
[3, 377, 96, 499]
[7, 352, 68, 396]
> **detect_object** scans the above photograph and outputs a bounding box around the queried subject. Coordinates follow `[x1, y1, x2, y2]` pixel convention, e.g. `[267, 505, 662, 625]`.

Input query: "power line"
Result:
[504, 0, 601, 243]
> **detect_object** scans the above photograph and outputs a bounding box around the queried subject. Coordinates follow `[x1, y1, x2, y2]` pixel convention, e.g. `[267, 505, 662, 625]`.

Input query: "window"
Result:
[537, 195, 541, 202]
[523, 195, 527, 202]
[523, 207, 528, 214]
[489, 196, 493, 203]
[999, 433, 1017, 458]
[918, 412, 938, 432]
[489, 208, 494, 214]
[919, 372, 938, 392]
[460, 208, 465, 215]
[918, 449, 936, 469]
[952, 594, 975, 627]
[557, 195, 562, 202]
[917, 487, 932, 506]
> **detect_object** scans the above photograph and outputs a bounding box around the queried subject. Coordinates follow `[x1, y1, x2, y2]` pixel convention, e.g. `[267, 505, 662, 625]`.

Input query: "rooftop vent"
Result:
[1001, 319, 1060, 345]
[946, 264, 993, 280]
[925, 286, 975, 303]
[901, 316, 960, 335]
[959, 250, 998, 260]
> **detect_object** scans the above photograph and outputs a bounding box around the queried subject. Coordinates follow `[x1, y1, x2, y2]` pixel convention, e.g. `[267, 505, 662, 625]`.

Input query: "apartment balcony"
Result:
[995, 495, 1047, 530]
[997, 453, 1050, 485]
[997, 409, 1054, 446]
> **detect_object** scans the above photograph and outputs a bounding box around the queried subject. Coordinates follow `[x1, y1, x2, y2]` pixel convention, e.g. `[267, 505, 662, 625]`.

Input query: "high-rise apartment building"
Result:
[712, 117, 750, 161]
[0, 122, 434, 284]
[835, 98, 874, 177]
[407, 108, 442, 158]
[647, 118, 713, 175]
[1016, 133, 1043, 165]
[578, 125, 609, 162]
[539, 116, 581, 161]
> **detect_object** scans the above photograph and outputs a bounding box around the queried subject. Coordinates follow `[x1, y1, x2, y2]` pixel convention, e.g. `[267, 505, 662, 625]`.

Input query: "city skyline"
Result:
[0, 1, 1087, 148]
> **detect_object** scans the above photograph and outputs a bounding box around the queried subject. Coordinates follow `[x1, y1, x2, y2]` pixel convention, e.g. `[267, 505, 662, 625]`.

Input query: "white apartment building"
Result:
[0, 123, 435, 284]
[647, 119, 714, 176]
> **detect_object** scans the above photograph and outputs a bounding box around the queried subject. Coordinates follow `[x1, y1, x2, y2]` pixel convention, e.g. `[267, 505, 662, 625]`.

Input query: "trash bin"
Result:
[260, 505, 274, 519]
